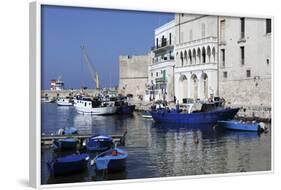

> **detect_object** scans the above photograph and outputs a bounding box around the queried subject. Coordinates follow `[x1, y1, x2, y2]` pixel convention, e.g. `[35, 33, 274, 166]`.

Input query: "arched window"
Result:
[202, 47, 206, 63]
[201, 73, 208, 99]
[188, 50, 192, 64]
[180, 51, 184, 66]
[184, 50, 188, 65]
[191, 74, 198, 99]
[207, 46, 211, 63]
[197, 48, 201, 64]
[193, 49, 196, 64]
[212, 47, 216, 62]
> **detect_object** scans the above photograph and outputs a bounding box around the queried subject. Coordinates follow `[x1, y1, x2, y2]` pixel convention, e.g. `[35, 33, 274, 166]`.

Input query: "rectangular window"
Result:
[221, 49, 225, 66]
[223, 71, 228, 78]
[240, 18, 245, 39]
[151, 72, 153, 77]
[240, 46, 245, 65]
[220, 20, 225, 42]
[201, 23, 205, 38]
[266, 19, 271, 34]
[169, 33, 172, 44]
[156, 38, 158, 48]
[246, 70, 251, 77]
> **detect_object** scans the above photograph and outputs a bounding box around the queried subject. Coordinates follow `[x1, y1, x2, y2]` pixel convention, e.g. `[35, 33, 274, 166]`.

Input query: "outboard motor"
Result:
[57, 128, 65, 135]
[258, 122, 268, 133]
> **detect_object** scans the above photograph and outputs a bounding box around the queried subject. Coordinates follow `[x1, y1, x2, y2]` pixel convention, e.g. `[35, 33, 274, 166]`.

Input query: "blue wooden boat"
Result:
[63, 127, 78, 135]
[94, 148, 128, 172]
[53, 138, 78, 151]
[150, 101, 239, 124]
[217, 120, 265, 132]
[48, 153, 89, 176]
[56, 127, 78, 135]
[85, 135, 114, 152]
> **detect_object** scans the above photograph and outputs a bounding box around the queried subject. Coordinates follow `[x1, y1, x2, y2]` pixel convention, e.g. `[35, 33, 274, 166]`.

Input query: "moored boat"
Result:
[217, 120, 267, 132]
[84, 135, 114, 152]
[74, 97, 117, 115]
[150, 101, 239, 124]
[57, 127, 78, 135]
[142, 111, 152, 118]
[57, 97, 73, 106]
[116, 101, 135, 115]
[93, 148, 128, 172]
[47, 153, 89, 177]
[53, 138, 78, 151]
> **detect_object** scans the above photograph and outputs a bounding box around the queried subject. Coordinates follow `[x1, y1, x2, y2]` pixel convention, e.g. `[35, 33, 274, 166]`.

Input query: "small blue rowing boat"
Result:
[53, 138, 78, 151]
[94, 148, 128, 172]
[217, 120, 266, 132]
[85, 135, 114, 152]
[48, 153, 89, 177]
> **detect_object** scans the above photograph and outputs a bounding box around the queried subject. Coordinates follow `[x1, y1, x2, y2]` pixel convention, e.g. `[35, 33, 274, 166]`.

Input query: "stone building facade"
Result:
[118, 54, 151, 98]
[218, 16, 272, 119]
[147, 20, 176, 102]
[218, 17, 271, 106]
[174, 14, 219, 103]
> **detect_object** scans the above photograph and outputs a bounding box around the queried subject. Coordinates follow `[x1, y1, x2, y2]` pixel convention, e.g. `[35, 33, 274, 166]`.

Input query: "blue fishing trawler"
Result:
[150, 100, 239, 124]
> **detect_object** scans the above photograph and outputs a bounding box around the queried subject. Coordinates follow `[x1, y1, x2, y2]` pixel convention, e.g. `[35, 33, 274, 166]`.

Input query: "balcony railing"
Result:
[155, 77, 167, 83]
[152, 56, 174, 64]
[152, 41, 173, 53]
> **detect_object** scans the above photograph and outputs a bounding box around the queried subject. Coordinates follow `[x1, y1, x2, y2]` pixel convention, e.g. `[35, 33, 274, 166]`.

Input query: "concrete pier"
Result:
[41, 89, 100, 100]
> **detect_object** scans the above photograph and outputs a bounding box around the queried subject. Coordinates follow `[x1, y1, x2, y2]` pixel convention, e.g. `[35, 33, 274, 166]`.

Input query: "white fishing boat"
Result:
[41, 97, 52, 103]
[74, 97, 117, 115]
[57, 97, 73, 106]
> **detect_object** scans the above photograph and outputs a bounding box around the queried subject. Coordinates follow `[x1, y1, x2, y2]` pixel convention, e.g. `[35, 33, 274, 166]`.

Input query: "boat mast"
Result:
[80, 45, 100, 89]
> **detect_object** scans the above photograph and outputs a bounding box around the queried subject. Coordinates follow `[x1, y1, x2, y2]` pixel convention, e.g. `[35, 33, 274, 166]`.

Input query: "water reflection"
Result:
[41, 104, 271, 184]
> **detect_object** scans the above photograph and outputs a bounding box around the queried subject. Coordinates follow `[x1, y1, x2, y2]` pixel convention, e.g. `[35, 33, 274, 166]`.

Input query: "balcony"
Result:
[153, 56, 174, 64]
[152, 39, 174, 53]
[155, 76, 167, 83]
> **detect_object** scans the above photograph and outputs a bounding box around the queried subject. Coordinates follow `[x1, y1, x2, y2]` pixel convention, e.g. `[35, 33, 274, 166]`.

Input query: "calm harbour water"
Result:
[41, 103, 271, 185]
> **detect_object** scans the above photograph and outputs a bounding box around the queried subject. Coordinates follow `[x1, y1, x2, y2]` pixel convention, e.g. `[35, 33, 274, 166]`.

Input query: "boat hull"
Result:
[57, 102, 73, 106]
[150, 108, 239, 124]
[74, 105, 117, 115]
[217, 120, 261, 132]
[95, 148, 128, 172]
[49, 154, 89, 176]
[86, 135, 113, 152]
[116, 105, 135, 115]
[53, 138, 78, 151]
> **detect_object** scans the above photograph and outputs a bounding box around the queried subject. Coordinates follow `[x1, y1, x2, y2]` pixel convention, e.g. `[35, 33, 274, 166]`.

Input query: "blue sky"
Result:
[41, 5, 174, 89]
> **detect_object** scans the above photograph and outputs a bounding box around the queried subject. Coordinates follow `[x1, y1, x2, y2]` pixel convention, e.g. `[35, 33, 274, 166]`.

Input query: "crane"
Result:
[80, 45, 100, 89]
